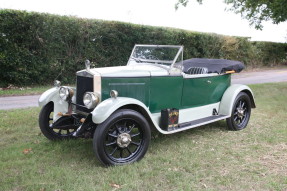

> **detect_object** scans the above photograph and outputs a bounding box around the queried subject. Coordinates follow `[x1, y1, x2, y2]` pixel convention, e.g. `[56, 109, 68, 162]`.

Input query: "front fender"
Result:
[38, 87, 59, 107]
[219, 84, 256, 116]
[38, 87, 75, 122]
[91, 97, 152, 124]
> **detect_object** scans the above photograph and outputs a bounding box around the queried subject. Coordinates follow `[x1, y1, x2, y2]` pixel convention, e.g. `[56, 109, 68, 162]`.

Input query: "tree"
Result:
[175, 0, 287, 30]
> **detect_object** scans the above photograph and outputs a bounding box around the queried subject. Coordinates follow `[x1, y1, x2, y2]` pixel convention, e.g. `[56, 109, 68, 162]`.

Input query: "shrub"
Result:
[0, 9, 286, 87]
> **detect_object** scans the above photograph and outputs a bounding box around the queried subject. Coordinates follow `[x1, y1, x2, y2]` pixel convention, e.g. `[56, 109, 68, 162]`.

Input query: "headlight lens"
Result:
[83, 92, 99, 109]
[59, 87, 73, 101]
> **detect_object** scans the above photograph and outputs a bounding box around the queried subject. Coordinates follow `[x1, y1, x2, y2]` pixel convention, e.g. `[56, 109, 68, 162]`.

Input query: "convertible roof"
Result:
[182, 58, 245, 74]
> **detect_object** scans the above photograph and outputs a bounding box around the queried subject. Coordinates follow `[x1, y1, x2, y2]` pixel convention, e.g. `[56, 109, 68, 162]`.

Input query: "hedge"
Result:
[0, 9, 286, 87]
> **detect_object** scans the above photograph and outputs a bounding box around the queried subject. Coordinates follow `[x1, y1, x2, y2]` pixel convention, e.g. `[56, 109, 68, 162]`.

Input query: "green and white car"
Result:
[38, 45, 256, 166]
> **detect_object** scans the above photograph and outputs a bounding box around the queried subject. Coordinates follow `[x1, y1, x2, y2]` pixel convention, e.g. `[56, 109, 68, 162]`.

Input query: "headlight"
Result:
[83, 92, 99, 109]
[59, 87, 73, 101]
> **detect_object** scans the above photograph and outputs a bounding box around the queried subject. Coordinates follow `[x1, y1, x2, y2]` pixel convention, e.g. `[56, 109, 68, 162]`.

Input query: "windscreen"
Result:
[128, 45, 182, 67]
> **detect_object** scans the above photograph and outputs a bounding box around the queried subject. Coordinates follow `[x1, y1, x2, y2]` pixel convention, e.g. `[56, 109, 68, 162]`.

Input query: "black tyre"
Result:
[93, 109, 151, 166]
[39, 103, 76, 140]
[226, 92, 251, 131]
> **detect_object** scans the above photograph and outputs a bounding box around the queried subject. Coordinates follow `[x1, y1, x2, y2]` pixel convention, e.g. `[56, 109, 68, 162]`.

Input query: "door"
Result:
[149, 76, 183, 113]
[181, 74, 231, 108]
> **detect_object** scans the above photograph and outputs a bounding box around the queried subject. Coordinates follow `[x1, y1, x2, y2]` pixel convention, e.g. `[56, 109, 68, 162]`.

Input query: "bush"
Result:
[0, 9, 286, 87]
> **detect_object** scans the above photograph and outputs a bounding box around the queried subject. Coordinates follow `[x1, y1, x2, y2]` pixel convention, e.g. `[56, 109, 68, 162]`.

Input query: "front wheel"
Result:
[226, 92, 251, 131]
[39, 103, 77, 140]
[93, 109, 151, 166]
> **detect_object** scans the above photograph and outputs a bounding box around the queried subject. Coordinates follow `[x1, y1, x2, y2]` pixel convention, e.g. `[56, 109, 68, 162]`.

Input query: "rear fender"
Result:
[219, 84, 256, 116]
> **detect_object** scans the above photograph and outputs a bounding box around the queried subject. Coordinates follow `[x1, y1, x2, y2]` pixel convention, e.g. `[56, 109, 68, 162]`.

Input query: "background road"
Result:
[0, 95, 40, 110]
[0, 68, 287, 110]
[232, 69, 287, 84]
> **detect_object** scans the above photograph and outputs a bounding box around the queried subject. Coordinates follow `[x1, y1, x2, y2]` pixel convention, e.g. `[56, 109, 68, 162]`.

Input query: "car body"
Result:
[38, 44, 255, 165]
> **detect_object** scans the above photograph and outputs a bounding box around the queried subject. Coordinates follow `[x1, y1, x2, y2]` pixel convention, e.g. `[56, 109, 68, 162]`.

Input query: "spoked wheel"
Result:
[93, 109, 151, 166]
[39, 103, 77, 140]
[226, 92, 251, 131]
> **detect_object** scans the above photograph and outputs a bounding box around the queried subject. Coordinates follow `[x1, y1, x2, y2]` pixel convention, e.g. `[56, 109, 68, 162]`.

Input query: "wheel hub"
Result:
[117, 133, 131, 148]
[237, 108, 244, 118]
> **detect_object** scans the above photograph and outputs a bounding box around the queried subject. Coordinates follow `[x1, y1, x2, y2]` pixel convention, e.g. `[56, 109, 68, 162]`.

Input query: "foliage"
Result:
[225, 0, 287, 29]
[176, 0, 287, 30]
[0, 9, 286, 87]
[175, 0, 202, 9]
[1, 82, 287, 190]
[252, 41, 287, 66]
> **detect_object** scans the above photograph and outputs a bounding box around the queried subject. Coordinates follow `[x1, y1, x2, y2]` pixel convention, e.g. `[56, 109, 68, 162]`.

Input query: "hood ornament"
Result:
[53, 80, 61, 87]
[85, 60, 91, 71]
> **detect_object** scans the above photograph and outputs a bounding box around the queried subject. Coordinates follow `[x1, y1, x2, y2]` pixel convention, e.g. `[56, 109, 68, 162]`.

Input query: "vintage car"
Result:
[38, 45, 256, 166]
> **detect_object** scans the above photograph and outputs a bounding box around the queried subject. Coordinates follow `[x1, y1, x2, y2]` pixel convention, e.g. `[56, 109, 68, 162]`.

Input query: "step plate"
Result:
[179, 115, 227, 128]
[164, 115, 229, 134]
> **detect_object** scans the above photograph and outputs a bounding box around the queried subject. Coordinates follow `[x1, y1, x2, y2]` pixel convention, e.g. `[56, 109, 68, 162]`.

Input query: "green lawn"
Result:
[0, 86, 51, 97]
[0, 83, 287, 191]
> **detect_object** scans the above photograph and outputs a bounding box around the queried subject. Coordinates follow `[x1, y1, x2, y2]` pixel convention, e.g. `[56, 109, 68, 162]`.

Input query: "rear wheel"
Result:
[226, 92, 251, 131]
[39, 103, 76, 140]
[93, 109, 151, 166]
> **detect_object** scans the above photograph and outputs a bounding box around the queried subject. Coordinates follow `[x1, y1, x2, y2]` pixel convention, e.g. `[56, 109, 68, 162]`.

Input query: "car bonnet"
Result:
[87, 64, 169, 77]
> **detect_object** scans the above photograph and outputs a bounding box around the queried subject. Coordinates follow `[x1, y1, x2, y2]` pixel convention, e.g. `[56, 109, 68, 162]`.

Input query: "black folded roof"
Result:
[182, 58, 245, 74]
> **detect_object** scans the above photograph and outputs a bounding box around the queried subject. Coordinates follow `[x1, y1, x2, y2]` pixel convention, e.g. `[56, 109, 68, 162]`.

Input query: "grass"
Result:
[1, 82, 287, 191]
[0, 86, 51, 97]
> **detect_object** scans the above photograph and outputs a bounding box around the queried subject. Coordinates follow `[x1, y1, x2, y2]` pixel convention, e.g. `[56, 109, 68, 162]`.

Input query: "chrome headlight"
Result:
[83, 92, 99, 109]
[59, 87, 73, 101]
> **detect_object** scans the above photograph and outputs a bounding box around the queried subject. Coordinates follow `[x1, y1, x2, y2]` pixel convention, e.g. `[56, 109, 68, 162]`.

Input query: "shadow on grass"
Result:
[37, 120, 228, 166]
[38, 138, 102, 166]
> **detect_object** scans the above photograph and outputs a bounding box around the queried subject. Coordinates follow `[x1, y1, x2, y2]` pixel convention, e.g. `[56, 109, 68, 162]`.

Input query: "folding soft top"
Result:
[182, 58, 245, 74]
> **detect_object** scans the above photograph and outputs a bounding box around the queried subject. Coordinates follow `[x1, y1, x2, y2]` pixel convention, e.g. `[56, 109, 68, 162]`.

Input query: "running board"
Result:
[162, 115, 229, 134]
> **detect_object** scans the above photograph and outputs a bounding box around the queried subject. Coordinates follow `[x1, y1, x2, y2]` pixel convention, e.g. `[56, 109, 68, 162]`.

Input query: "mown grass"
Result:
[0, 82, 287, 191]
[0, 86, 51, 97]
[0, 84, 77, 97]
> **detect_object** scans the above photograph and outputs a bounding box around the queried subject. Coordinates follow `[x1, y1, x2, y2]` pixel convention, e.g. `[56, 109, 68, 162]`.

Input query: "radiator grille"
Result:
[76, 76, 93, 112]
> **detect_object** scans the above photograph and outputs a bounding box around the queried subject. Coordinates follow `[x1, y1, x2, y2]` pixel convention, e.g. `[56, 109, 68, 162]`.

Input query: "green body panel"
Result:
[101, 74, 230, 114]
[181, 74, 231, 108]
[149, 76, 183, 113]
[101, 77, 150, 105]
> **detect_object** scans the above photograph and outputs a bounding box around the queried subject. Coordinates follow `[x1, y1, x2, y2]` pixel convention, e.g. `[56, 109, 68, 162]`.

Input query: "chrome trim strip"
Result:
[108, 83, 145, 86]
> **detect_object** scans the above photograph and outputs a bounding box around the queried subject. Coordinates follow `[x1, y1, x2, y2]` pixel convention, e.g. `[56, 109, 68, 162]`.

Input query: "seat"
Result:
[186, 67, 208, 75]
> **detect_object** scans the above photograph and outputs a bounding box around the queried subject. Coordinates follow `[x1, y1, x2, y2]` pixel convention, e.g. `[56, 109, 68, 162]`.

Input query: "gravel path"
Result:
[232, 68, 287, 84]
[0, 95, 40, 110]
